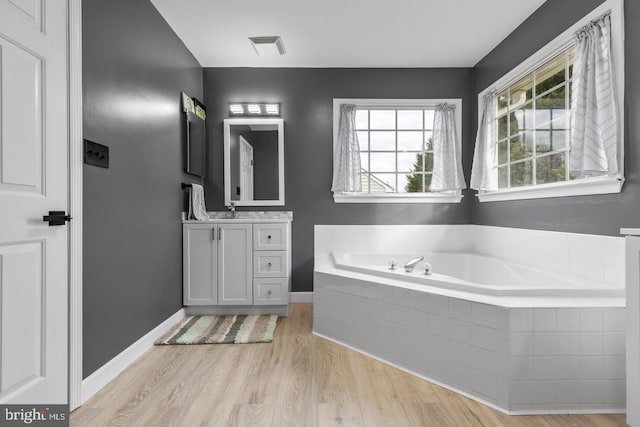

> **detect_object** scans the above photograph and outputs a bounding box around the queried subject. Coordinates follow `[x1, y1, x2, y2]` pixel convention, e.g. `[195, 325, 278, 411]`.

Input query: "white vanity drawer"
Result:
[254, 251, 287, 277]
[253, 223, 288, 251]
[254, 278, 287, 305]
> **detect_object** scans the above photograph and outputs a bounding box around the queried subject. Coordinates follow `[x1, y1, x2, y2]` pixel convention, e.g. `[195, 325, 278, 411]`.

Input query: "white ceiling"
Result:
[150, 0, 547, 68]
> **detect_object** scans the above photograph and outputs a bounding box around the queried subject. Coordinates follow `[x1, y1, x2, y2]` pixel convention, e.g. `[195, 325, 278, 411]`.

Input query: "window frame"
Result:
[332, 98, 463, 204]
[476, 0, 625, 203]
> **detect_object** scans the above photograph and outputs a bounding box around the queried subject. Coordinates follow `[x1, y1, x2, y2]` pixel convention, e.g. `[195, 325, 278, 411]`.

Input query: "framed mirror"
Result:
[182, 93, 207, 177]
[223, 118, 284, 206]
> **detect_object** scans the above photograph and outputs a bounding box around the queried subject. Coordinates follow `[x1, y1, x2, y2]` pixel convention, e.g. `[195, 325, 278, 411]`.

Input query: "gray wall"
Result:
[203, 68, 474, 292]
[472, 0, 640, 236]
[83, 0, 202, 378]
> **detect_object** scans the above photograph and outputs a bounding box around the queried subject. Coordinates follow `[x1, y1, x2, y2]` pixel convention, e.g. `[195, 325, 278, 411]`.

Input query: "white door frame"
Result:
[238, 136, 254, 201]
[68, 0, 84, 411]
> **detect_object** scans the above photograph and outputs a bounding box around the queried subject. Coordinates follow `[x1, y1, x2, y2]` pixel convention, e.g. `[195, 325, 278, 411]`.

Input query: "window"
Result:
[357, 108, 435, 194]
[495, 47, 575, 189]
[333, 99, 462, 203]
[476, 0, 624, 202]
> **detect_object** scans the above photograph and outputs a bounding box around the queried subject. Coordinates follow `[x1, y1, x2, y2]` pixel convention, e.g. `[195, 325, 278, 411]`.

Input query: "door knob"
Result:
[43, 211, 72, 226]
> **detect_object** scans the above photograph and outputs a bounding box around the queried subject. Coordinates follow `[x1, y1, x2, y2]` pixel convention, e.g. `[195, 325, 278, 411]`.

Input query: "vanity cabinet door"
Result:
[218, 223, 253, 305]
[183, 224, 218, 305]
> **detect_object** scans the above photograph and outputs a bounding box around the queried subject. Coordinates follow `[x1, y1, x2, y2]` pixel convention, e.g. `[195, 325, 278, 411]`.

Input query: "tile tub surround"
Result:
[313, 274, 626, 414]
[313, 225, 626, 413]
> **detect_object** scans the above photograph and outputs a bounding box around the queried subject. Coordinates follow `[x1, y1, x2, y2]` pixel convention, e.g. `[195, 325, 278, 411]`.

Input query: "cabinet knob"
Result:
[267, 262, 272, 270]
[267, 235, 272, 240]
[267, 290, 272, 295]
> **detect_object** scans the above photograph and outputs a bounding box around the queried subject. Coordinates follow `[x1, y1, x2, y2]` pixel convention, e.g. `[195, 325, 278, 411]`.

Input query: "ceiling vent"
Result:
[249, 36, 286, 56]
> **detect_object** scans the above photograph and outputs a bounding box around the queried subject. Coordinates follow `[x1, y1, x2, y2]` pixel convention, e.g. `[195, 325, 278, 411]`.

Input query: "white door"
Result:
[218, 224, 252, 305]
[239, 136, 253, 201]
[0, 1, 69, 404]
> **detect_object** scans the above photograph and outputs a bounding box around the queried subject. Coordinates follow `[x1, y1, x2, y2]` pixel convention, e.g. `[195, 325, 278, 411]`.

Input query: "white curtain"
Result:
[431, 103, 465, 191]
[470, 91, 497, 191]
[331, 104, 361, 192]
[570, 13, 618, 176]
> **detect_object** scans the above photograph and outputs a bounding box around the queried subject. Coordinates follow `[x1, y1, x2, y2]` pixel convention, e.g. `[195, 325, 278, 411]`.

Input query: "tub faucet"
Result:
[404, 256, 424, 273]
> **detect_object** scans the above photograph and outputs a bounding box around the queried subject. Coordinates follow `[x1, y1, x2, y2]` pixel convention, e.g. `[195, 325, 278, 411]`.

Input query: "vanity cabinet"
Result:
[183, 218, 291, 314]
[183, 223, 251, 306]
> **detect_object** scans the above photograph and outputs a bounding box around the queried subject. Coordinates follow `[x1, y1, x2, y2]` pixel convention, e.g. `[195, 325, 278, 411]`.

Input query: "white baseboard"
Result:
[81, 308, 185, 404]
[290, 292, 313, 303]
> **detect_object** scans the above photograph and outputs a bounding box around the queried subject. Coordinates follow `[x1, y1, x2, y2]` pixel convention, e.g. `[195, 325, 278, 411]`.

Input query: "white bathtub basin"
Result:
[330, 251, 623, 297]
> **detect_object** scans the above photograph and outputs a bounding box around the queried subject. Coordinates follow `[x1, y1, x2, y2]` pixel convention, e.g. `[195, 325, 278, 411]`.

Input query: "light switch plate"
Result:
[84, 139, 109, 168]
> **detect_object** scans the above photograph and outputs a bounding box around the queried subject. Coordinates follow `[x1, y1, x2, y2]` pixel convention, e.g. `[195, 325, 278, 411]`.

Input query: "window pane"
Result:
[355, 110, 368, 129]
[510, 107, 532, 135]
[370, 110, 395, 129]
[398, 110, 423, 129]
[498, 140, 508, 164]
[424, 131, 433, 150]
[398, 152, 422, 173]
[424, 173, 432, 192]
[424, 110, 435, 130]
[535, 109, 552, 129]
[498, 115, 508, 140]
[360, 152, 369, 172]
[536, 131, 552, 154]
[360, 172, 371, 193]
[404, 173, 430, 192]
[535, 52, 566, 96]
[369, 131, 395, 151]
[510, 75, 533, 108]
[498, 166, 508, 189]
[551, 110, 569, 129]
[509, 131, 533, 161]
[357, 131, 369, 151]
[370, 153, 396, 172]
[510, 160, 533, 187]
[369, 173, 396, 192]
[424, 152, 434, 172]
[551, 130, 568, 151]
[537, 85, 567, 110]
[397, 131, 423, 151]
[537, 152, 566, 184]
[497, 90, 508, 111]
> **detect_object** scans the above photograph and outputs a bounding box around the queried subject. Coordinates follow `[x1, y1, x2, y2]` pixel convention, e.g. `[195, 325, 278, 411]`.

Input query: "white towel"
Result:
[191, 184, 209, 221]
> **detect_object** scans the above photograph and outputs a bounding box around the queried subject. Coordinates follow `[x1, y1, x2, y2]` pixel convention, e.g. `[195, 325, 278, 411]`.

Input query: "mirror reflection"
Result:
[224, 118, 284, 206]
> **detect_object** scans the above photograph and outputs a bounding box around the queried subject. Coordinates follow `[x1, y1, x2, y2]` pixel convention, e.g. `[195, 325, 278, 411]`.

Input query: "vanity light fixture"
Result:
[247, 104, 262, 114]
[228, 103, 280, 116]
[265, 104, 279, 115]
[249, 36, 286, 56]
[229, 104, 244, 115]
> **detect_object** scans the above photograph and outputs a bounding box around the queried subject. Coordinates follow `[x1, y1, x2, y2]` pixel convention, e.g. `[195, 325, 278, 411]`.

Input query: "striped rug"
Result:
[155, 314, 279, 345]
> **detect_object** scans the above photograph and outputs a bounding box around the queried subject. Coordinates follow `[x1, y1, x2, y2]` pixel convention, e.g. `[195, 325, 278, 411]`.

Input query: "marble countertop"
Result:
[621, 228, 640, 236]
[183, 211, 293, 223]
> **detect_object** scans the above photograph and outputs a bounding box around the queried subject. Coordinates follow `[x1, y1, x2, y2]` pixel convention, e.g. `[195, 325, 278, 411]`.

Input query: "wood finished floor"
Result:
[71, 304, 627, 427]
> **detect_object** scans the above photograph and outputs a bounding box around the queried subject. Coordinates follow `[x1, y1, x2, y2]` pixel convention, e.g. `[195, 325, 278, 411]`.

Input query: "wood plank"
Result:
[348, 351, 413, 427]
[228, 404, 275, 427]
[317, 403, 365, 427]
[315, 337, 360, 405]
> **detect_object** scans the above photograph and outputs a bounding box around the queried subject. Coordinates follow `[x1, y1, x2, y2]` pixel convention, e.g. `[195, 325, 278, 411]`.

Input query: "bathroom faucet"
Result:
[404, 256, 424, 273]
[227, 202, 236, 218]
